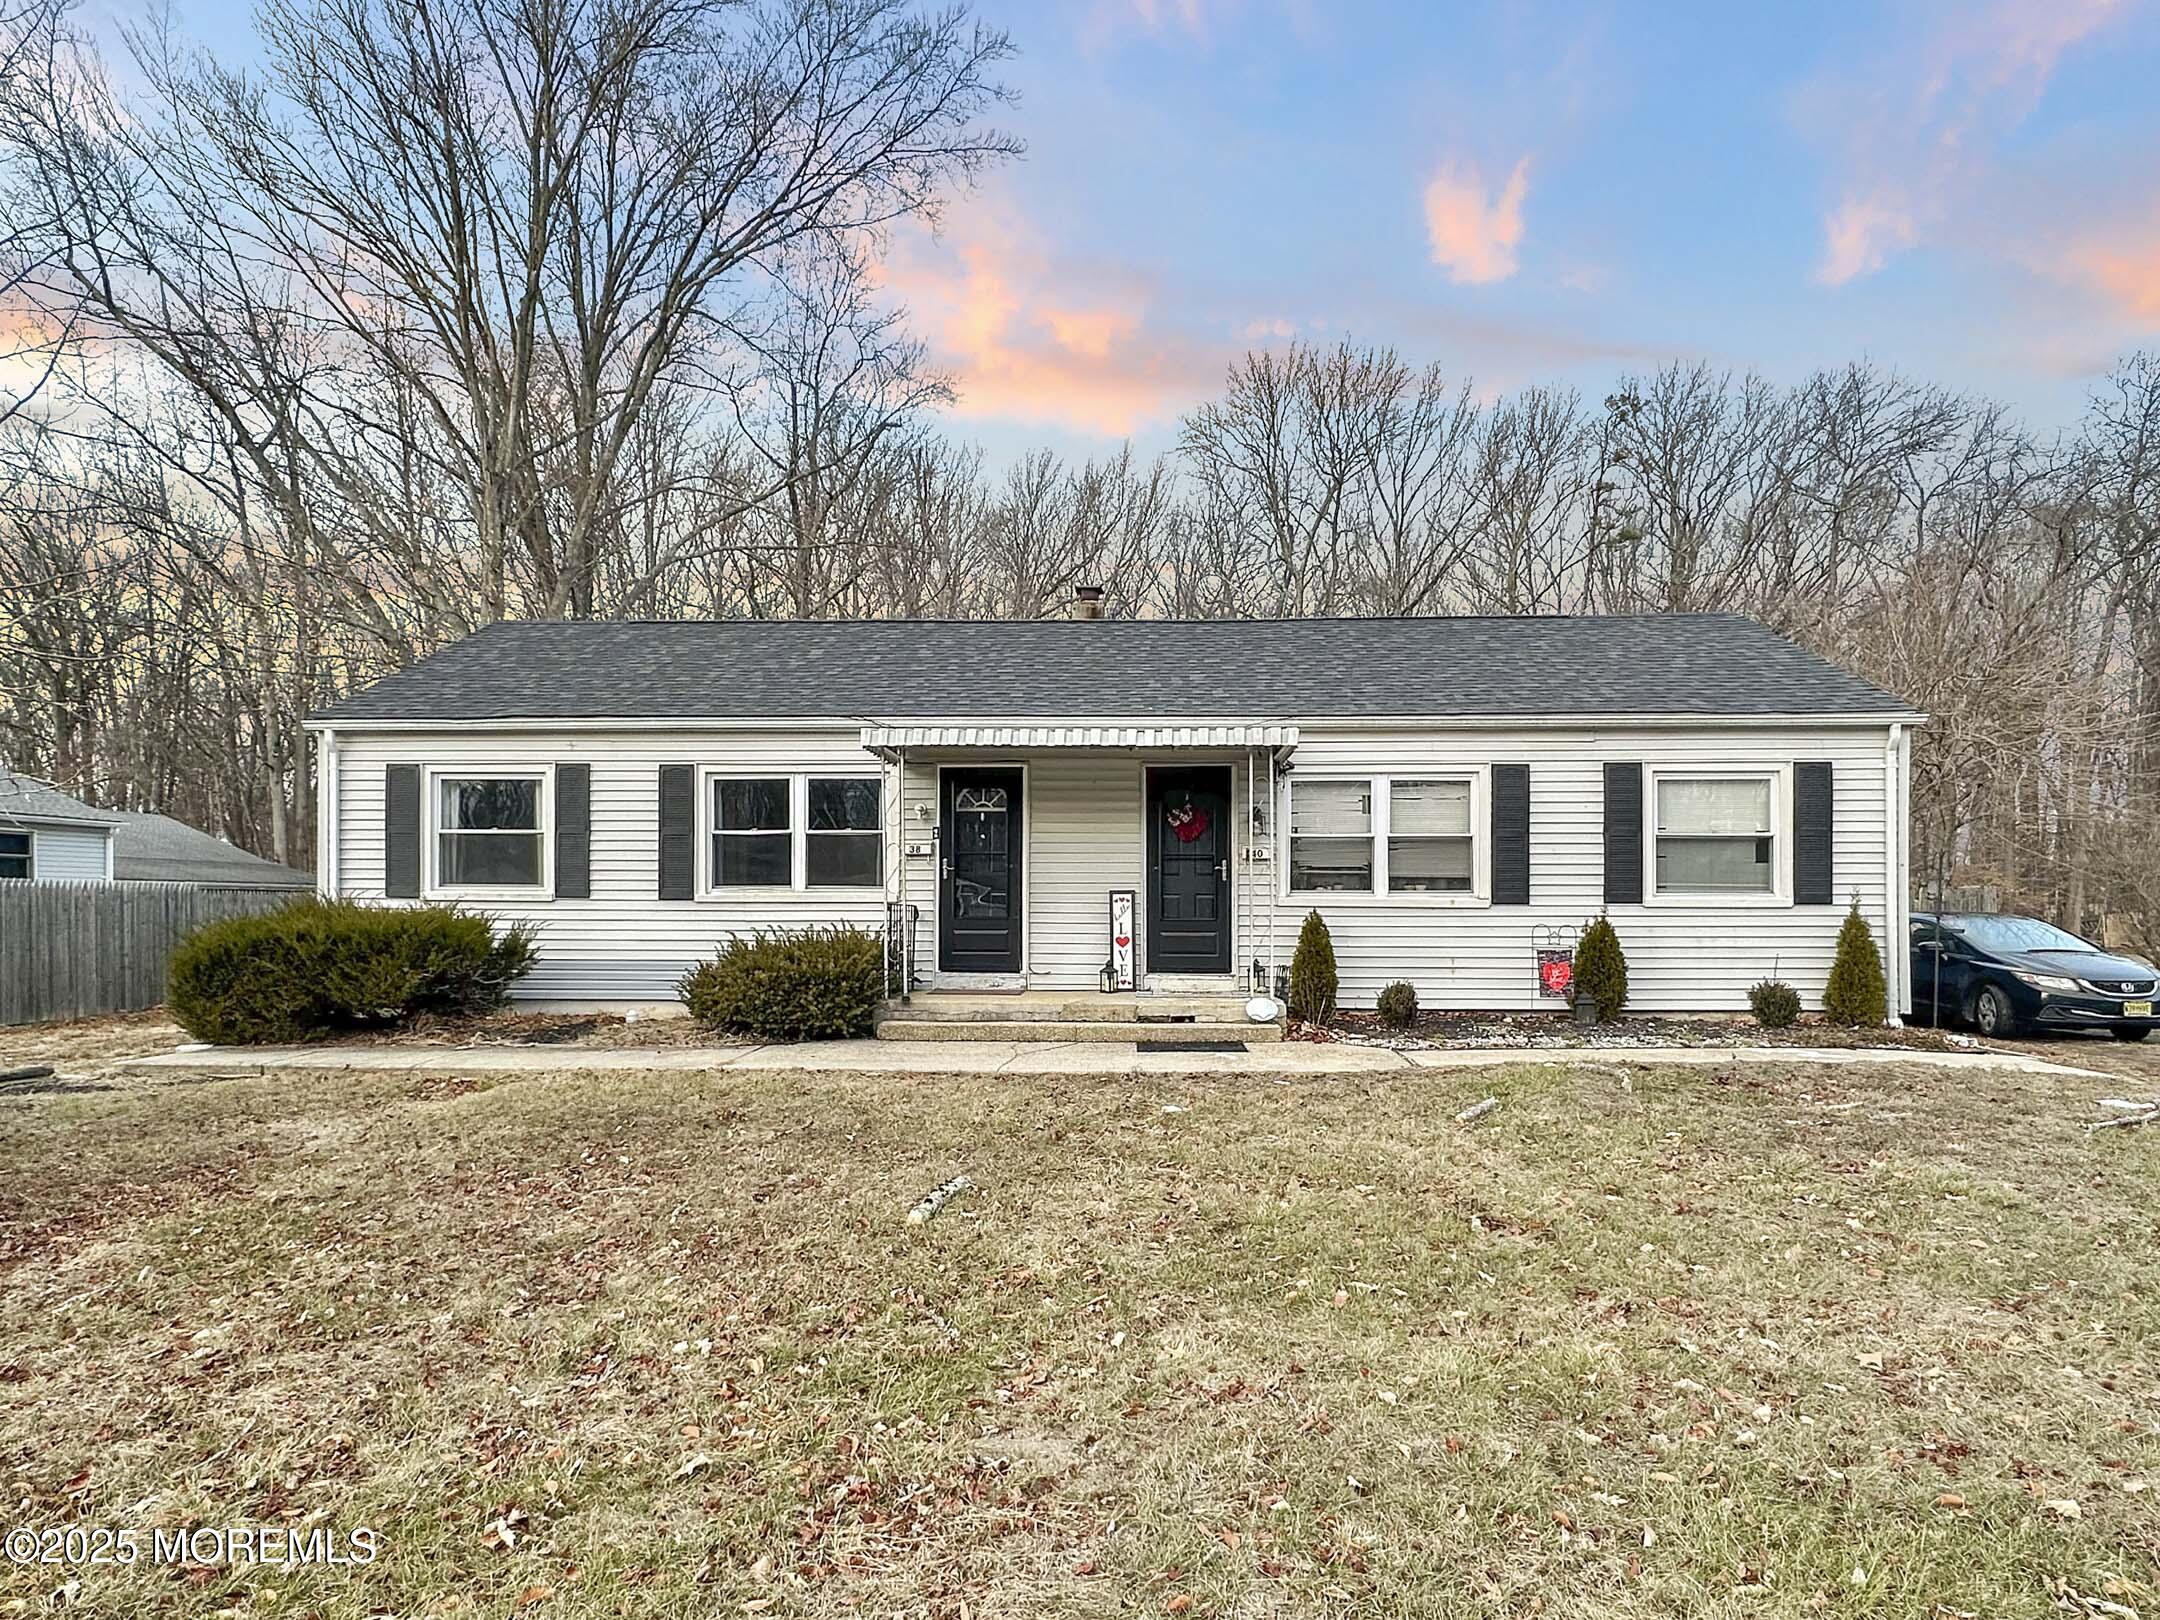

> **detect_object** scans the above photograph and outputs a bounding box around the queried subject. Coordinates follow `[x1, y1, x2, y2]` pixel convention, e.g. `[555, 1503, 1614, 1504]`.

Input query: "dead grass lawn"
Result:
[0, 1052, 2153, 1618]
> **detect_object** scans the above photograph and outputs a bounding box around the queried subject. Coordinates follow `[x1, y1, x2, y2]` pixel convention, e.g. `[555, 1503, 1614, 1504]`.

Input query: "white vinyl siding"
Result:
[1265, 727, 1893, 1013]
[13, 824, 111, 882]
[328, 720, 1901, 1013]
[336, 730, 891, 1002]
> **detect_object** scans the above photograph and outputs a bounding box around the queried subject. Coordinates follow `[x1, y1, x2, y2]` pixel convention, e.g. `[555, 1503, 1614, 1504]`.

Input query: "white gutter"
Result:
[303, 709, 1928, 735]
[1884, 722, 1902, 1023]
[318, 726, 339, 898]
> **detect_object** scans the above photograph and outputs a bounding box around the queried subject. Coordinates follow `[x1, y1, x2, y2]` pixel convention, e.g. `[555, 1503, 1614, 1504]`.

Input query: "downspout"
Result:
[1884, 723, 1902, 1024]
[319, 727, 339, 899]
[1266, 746, 1282, 993]
[877, 743, 910, 1004]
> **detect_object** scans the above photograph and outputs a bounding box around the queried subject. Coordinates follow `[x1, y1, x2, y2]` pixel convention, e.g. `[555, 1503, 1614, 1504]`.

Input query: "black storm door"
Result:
[1147, 766, 1232, 974]
[939, 769, 1023, 973]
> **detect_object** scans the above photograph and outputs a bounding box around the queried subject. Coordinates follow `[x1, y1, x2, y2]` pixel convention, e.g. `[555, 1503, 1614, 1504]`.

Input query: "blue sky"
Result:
[131, 0, 2160, 460]
[873, 0, 2160, 460]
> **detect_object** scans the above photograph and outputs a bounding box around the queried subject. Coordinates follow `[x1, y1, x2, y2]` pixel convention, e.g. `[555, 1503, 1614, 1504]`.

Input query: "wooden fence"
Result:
[0, 880, 304, 1026]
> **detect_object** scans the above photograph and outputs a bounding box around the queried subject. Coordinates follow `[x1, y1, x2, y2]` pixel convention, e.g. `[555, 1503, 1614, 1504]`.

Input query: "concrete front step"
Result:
[873, 1018, 1281, 1044]
[880, 993, 1258, 1025]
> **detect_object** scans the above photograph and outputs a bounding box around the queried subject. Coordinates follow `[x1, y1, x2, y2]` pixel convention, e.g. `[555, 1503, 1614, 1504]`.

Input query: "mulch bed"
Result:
[322, 1011, 744, 1049]
[1295, 1008, 1975, 1052]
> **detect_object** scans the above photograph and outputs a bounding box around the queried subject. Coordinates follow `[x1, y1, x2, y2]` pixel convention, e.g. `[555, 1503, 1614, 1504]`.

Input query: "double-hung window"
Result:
[710, 774, 882, 890]
[435, 775, 545, 889]
[1288, 774, 1482, 897]
[806, 778, 881, 887]
[1289, 780, 1374, 892]
[1388, 780, 1473, 892]
[713, 779, 792, 886]
[0, 830, 29, 880]
[1653, 774, 1776, 896]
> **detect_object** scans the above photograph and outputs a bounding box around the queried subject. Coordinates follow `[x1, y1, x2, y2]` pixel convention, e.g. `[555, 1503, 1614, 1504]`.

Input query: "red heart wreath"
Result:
[1166, 800, 1211, 843]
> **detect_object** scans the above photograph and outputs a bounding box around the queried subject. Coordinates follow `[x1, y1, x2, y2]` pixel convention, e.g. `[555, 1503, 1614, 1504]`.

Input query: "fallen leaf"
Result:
[514, 1587, 554, 1608]
[1935, 1492, 1966, 1509]
[1163, 1597, 1192, 1615]
[2043, 1498, 2082, 1521]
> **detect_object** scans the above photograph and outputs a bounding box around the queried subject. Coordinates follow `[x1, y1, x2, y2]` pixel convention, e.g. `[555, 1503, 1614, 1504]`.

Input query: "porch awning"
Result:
[860, 723, 1299, 752]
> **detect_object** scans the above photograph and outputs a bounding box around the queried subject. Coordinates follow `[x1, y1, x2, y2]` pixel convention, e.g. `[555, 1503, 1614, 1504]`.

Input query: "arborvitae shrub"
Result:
[1376, 980, 1419, 1028]
[1748, 978, 1802, 1029]
[1822, 902, 1889, 1026]
[1287, 910, 1339, 1025]
[678, 925, 886, 1041]
[168, 899, 536, 1044]
[1573, 915, 1629, 1022]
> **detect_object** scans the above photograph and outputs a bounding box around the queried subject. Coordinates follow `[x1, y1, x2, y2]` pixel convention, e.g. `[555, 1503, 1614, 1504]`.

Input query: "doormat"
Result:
[1137, 1039, 1247, 1053]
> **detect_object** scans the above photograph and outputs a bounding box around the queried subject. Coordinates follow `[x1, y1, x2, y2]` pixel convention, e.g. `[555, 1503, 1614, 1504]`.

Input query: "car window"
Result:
[1944, 915, 2094, 953]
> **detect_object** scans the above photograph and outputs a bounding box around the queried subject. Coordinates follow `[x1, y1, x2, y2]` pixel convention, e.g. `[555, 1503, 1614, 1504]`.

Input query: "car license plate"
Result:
[2127, 1000, 2153, 1018]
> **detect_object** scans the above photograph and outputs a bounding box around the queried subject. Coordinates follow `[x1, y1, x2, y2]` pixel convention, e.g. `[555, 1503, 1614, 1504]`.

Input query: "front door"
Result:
[939, 768, 1023, 973]
[1147, 766, 1232, 975]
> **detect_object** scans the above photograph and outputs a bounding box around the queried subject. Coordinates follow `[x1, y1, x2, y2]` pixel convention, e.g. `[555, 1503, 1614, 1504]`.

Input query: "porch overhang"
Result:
[860, 723, 1298, 755]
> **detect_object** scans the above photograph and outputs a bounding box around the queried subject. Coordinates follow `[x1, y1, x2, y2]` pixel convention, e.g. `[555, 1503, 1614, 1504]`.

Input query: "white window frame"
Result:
[1643, 764, 1792, 908]
[804, 774, 886, 890]
[424, 765, 553, 901]
[0, 828, 32, 881]
[1280, 768, 1491, 907]
[700, 770, 884, 895]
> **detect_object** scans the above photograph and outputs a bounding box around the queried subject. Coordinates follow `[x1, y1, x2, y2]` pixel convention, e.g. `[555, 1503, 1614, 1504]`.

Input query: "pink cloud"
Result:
[1807, 0, 2124, 285]
[2058, 218, 2160, 325]
[1818, 194, 1919, 287]
[1422, 157, 1531, 286]
[875, 202, 1230, 437]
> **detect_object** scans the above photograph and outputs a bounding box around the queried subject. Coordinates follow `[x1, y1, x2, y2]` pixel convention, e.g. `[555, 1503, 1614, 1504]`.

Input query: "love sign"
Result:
[1107, 890, 1137, 991]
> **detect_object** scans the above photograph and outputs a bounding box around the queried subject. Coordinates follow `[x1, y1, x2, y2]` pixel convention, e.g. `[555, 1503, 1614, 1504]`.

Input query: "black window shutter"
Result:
[1491, 763, 1531, 905]
[385, 764, 422, 899]
[657, 764, 694, 900]
[1794, 761, 1834, 905]
[555, 762, 591, 899]
[1603, 762, 1643, 905]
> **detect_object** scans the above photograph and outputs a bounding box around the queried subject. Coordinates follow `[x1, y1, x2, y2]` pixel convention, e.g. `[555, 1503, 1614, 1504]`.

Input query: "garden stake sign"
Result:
[1107, 889, 1136, 991]
[1533, 923, 1579, 1001]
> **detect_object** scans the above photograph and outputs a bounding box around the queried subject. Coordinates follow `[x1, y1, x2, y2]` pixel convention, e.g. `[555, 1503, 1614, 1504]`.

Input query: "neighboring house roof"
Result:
[106, 810, 314, 888]
[0, 767, 121, 830]
[312, 613, 1917, 724]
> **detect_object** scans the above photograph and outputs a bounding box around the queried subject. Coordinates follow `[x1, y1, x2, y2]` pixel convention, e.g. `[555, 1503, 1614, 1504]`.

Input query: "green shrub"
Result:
[1288, 910, 1339, 1025]
[678, 925, 885, 1041]
[1822, 901, 1889, 1026]
[167, 899, 536, 1044]
[1573, 915, 1629, 1022]
[1748, 978, 1802, 1029]
[1376, 980, 1419, 1028]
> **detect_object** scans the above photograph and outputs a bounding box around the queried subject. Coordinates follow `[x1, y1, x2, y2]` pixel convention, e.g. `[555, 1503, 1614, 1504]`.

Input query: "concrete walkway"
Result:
[120, 1039, 2106, 1079]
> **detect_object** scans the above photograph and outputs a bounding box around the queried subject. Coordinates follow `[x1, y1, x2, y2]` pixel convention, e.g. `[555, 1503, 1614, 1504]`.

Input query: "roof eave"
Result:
[305, 708, 1926, 732]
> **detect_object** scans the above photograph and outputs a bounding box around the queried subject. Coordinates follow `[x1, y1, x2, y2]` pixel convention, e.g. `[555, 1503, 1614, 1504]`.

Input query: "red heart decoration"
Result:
[1115, 935, 1130, 947]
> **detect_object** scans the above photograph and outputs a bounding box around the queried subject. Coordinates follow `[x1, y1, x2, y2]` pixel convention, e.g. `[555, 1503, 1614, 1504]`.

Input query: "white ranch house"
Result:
[307, 611, 1920, 1016]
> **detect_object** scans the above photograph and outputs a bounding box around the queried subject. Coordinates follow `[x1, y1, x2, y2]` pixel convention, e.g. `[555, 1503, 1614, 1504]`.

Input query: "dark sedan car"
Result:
[1910, 912, 2160, 1040]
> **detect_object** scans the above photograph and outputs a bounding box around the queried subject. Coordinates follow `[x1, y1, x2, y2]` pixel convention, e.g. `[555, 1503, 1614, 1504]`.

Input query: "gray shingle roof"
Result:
[313, 613, 1916, 723]
[0, 768, 120, 828]
[108, 810, 314, 888]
